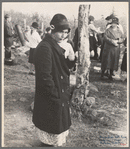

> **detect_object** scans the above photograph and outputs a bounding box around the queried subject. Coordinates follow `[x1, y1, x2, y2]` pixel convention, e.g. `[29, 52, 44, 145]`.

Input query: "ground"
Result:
[3, 50, 128, 147]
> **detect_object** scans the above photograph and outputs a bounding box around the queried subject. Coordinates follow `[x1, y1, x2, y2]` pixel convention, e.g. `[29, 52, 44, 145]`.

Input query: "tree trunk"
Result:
[71, 5, 91, 120]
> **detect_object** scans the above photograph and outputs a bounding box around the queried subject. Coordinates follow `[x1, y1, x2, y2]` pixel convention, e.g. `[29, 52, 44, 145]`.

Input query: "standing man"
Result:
[4, 14, 15, 63]
[88, 15, 102, 60]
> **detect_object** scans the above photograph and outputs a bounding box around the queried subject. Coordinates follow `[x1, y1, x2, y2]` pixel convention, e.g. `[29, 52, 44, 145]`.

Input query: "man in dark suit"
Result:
[4, 14, 14, 63]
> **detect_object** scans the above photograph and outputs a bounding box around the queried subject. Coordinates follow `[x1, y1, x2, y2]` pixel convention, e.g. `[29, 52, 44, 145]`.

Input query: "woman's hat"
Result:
[5, 14, 10, 19]
[105, 14, 116, 20]
[111, 17, 119, 24]
[31, 22, 39, 29]
[50, 14, 70, 32]
[89, 15, 94, 21]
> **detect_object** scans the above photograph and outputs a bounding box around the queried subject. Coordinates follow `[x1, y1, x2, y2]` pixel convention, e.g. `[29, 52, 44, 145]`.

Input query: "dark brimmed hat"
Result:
[105, 14, 116, 20]
[5, 14, 10, 19]
[111, 17, 119, 24]
[50, 14, 70, 33]
[31, 22, 39, 29]
[105, 16, 111, 20]
[89, 15, 94, 21]
[46, 27, 51, 32]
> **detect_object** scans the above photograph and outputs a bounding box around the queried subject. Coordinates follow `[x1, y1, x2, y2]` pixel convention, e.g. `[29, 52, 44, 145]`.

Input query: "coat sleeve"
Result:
[35, 44, 59, 98]
[104, 29, 116, 46]
[66, 56, 77, 69]
[4, 23, 14, 37]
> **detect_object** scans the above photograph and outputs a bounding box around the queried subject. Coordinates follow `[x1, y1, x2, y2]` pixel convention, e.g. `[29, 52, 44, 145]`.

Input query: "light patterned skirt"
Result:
[35, 127, 69, 147]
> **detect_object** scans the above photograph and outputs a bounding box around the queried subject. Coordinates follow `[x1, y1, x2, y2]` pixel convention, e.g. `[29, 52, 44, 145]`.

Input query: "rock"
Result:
[111, 90, 120, 97]
[30, 101, 34, 111]
[93, 66, 101, 72]
[89, 83, 98, 92]
[11, 99, 17, 102]
[19, 97, 27, 102]
[84, 97, 95, 107]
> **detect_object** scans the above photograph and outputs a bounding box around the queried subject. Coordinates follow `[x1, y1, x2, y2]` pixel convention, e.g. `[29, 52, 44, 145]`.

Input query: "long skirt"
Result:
[101, 46, 120, 71]
[35, 127, 69, 147]
[28, 48, 35, 64]
[121, 51, 127, 72]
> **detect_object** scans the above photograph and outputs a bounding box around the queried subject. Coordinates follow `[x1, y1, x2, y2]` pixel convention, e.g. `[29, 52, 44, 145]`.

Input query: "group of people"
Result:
[4, 12, 127, 147]
[87, 14, 126, 80]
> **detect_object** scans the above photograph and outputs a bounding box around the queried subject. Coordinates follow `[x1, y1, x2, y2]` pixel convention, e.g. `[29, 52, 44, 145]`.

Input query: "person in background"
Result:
[4, 14, 15, 63]
[27, 22, 42, 75]
[106, 14, 124, 34]
[32, 13, 76, 147]
[42, 27, 51, 39]
[101, 17, 124, 80]
[121, 38, 127, 72]
[88, 15, 102, 60]
[24, 25, 31, 42]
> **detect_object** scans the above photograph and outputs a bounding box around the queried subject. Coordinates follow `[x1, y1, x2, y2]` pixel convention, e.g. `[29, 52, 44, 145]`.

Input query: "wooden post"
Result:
[71, 5, 91, 120]
[24, 19, 26, 30]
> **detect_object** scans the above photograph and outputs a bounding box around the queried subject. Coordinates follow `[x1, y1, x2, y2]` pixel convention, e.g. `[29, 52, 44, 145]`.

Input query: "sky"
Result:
[2, 2, 128, 20]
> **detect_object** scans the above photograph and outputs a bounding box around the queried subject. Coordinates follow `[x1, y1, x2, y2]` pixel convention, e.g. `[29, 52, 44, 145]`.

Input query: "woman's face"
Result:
[53, 29, 69, 43]
[107, 19, 112, 24]
[111, 23, 117, 28]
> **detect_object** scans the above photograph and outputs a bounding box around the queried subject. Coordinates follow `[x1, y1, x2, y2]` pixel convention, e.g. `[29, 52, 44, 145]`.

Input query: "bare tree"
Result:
[71, 5, 91, 120]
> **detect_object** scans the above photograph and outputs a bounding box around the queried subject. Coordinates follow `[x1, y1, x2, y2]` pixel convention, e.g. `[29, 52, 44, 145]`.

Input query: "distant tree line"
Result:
[4, 10, 127, 40]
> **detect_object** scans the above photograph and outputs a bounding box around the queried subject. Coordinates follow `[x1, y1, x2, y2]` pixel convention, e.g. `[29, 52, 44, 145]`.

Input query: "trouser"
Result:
[5, 46, 11, 59]
[89, 36, 98, 59]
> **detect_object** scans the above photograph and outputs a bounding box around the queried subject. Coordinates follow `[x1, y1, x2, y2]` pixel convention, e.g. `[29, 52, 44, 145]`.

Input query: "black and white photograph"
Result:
[2, 1, 129, 147]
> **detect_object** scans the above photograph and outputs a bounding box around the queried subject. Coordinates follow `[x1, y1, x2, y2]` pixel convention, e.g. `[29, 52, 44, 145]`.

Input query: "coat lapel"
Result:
[44, 34, 65, 56]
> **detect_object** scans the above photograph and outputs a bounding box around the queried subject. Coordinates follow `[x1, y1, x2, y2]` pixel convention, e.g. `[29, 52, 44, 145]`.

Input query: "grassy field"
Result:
[3, 50, 128, 147]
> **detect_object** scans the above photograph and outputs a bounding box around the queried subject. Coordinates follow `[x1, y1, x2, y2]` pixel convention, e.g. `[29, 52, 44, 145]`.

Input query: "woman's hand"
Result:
[112, 40, 118, 46]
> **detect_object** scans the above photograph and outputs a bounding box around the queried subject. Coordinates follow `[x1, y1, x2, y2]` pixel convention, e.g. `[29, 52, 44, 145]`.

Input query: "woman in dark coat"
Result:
[32, 14, 76, 147]
[121, 38, 127, 72]
[101, 18, 124, 80]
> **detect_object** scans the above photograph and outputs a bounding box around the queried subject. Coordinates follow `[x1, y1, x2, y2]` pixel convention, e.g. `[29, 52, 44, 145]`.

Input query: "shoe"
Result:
[29, 71, 35, 75]
[108, 76, 113, 80]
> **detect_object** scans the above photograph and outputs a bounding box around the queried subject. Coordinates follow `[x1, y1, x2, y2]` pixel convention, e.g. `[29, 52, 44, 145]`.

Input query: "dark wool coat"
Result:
[32, 34, 76, 134]
[101, 27, 124, 71]
[4, 20, 14, 48]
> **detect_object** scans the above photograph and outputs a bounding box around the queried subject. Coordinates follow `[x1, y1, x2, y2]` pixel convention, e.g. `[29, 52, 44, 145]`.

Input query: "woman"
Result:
[88, 15, 102, 60]
[32, 14, 76, 147]
[27, 22, 41, 75]
[101, 17, 124, 80]
[121, 38, 127, 72]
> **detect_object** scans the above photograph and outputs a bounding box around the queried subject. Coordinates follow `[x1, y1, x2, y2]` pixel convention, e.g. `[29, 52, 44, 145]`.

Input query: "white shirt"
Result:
[88, 23, 102, 36]
[26, 30, 41, 48]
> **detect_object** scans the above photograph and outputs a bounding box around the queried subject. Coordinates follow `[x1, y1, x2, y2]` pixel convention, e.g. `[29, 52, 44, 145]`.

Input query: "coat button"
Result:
[61, 76, 63, 79]
[62, 89, 64, 93]
[62, 103, 64, 106]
